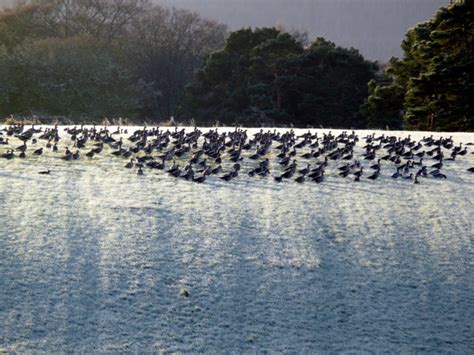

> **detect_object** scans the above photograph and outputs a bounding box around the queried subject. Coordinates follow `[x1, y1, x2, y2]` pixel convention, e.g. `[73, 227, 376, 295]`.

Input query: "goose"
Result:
[2, 150, 14, 159]
[364, 152, 376, 161]
[415, 150, 425, 158]
[193, 174, 207, 183]
[168, 167, 181, 178]
[16, 143, 27, 152]
[85, 150, 95, 158]
[391, 167, 402, 179]
[295, 175, 305, 183]
[62, 148, 73, 161]
[125, 159, 134, 169]
[370, 159, 381, 170]
[413, 158, 423, 166]
[431, 160, 443, 170]
[339, 169, 350, 178]
[432, 172, 447, 179]
[220, 173, 234, 181]
[342, 151, 353, 160]
[298, 164, 311, 175]
[367, 168, 380, 180]
[280, 169, 295, 179]
[92, 143, 103, 154]
[433, 152, 444, 161]
[211, 165, 222, 175]
[301, 150, 314, 159]
[338, 164, 350, 172]
[353, 167, 364, 179]
[33, 147, 43, 155]
[181, 168, 195, 180]
[274, 175, 283, 182]
[249, 152, 261, 160]
[417, 166, 428, 177]
[312, 171, 325, 183]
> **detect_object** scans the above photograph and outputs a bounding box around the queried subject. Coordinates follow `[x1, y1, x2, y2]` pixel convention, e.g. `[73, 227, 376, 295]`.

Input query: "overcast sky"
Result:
[0, 0, 449, 61]
[157, 0, 448, 62]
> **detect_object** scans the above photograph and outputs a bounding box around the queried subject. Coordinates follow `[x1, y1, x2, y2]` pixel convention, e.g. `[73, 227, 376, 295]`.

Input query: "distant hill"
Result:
[156, 0, 448, 61]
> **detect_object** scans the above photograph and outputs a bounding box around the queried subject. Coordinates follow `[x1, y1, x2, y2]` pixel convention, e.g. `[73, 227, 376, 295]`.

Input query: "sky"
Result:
[156, 0, 449, 61]
[0, 0, 449, 61]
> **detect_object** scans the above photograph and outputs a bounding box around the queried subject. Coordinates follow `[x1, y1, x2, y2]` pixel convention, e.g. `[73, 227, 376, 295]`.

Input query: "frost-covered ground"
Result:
[0, 126, 473, 352]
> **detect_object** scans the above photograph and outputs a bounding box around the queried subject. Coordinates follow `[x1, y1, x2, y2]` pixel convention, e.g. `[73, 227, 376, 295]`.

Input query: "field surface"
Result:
[1, 127, 473, 352]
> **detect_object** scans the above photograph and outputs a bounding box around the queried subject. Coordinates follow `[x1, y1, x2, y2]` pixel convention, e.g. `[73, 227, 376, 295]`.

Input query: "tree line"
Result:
[0, 0, 226, 121]
[0, 0, 472, 131]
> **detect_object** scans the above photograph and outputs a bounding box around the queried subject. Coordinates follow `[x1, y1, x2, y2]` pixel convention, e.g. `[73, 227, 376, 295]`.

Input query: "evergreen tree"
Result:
[403, 0, 473, 131]
[282, 38, 377, 128]
[362, 59, 405, 130]
[187, 29, 377, 127]
[363, 0, 473, 131]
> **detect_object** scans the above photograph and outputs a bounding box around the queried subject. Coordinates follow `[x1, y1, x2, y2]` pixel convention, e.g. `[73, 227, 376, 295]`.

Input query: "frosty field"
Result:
[0, 127, 473, 352]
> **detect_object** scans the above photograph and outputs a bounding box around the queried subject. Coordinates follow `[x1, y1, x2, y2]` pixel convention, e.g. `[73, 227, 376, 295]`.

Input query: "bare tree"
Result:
[14, 0, 150, 39]
[127, 4, 227, 119]
[2, 0, 227, 120]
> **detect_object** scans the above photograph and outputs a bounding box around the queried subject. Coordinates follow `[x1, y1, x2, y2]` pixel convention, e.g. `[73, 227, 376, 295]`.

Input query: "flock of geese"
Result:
[1, 124, 474, 184]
